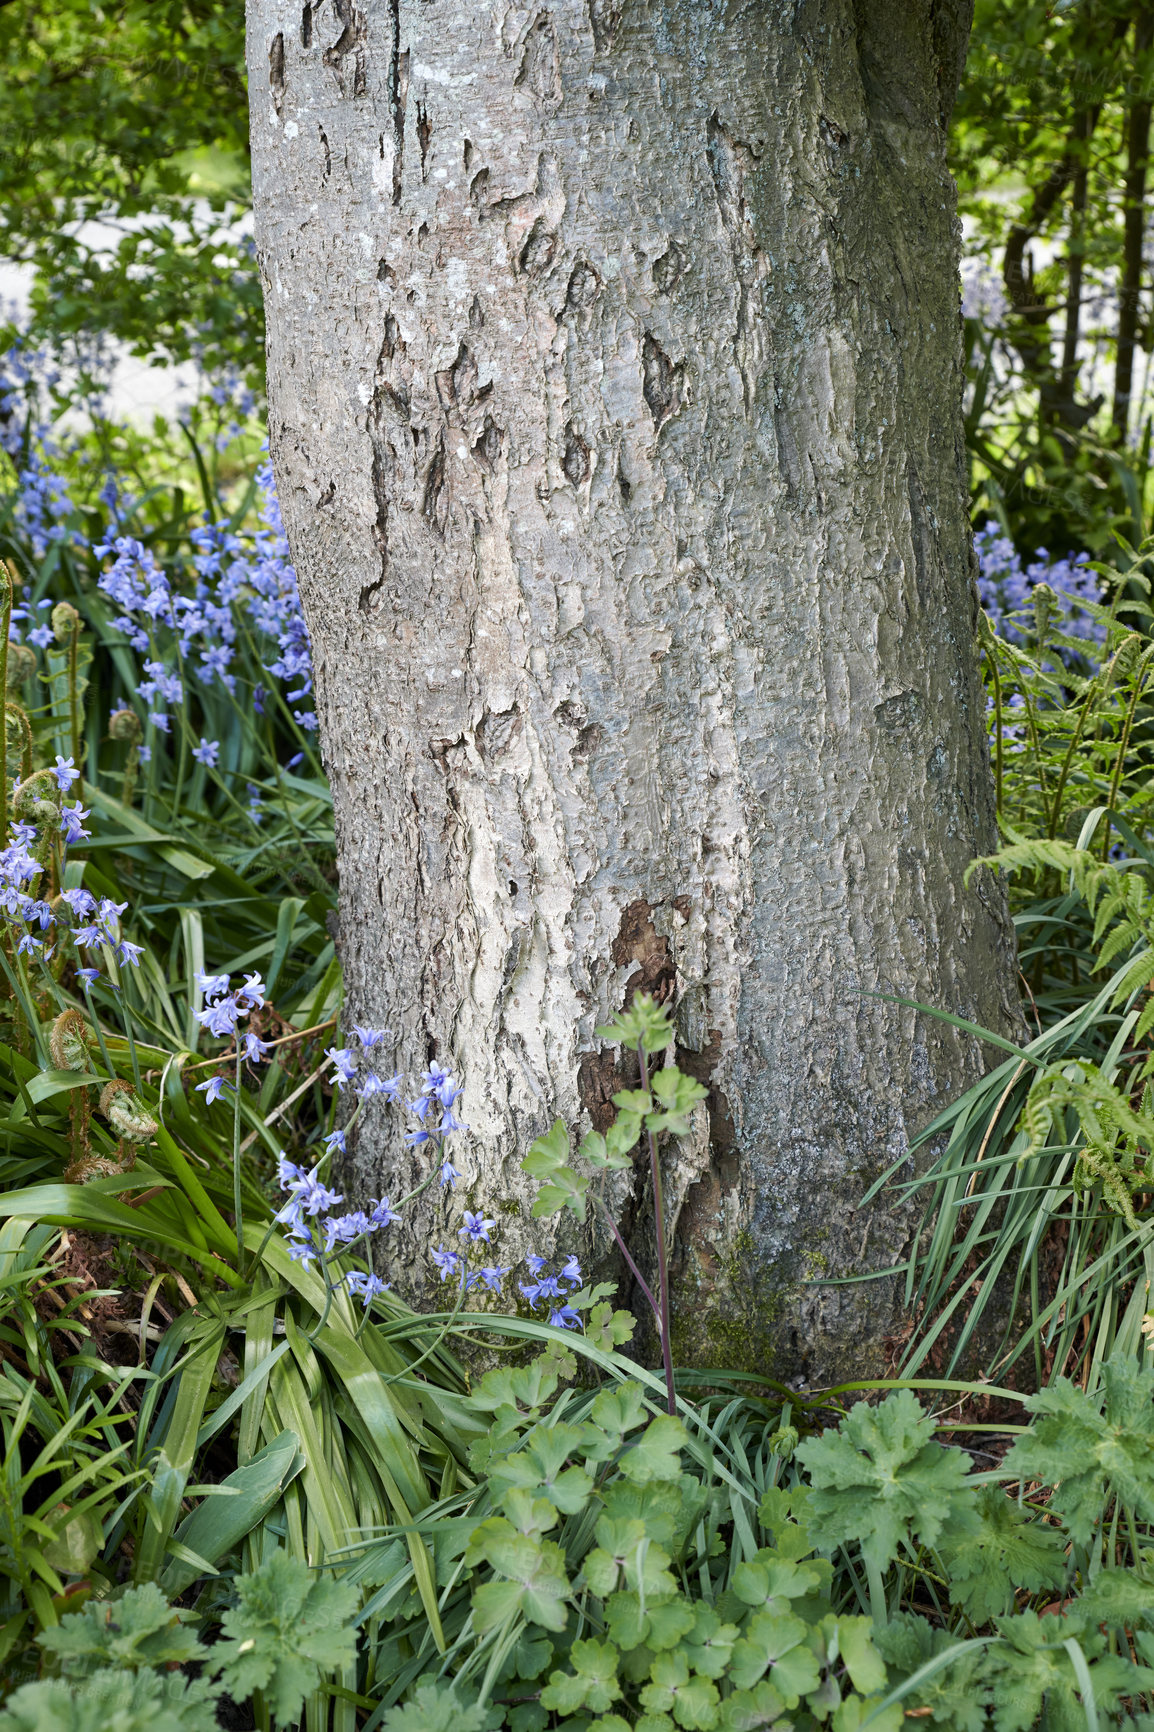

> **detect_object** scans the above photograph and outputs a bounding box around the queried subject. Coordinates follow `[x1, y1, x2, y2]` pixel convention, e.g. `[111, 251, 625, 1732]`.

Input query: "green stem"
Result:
[233, 1040, 244, 1271]
[637, 1039, 677, 1417]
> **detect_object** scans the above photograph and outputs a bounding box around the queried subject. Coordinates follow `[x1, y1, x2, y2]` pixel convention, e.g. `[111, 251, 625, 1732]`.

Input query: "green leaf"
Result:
[683, 1606, 741, 1680]
[581, 1130, 633, 1172]
[731, 1551, 824, 1616]
[587, 1303, 638, 1352]
[590, 1380, 650, 1440]
[606, 1113, 644, 1158]
[500, 1488, 561, 1539]
[645, 1067, 708, 1134]
[1002, 1354, 1154, 1542]
[873, 1614, 987, 1732]
[39, 1584, 205, 1678]
[985, 1608, 1154, 1732]
[727, 1612, 812, 1696]
[472, 1362, 560, 1417]
[717, 1681, 790, 1732]
[160, 1430, 304, 1598]
[380, 1683, 490, 1732]
[541, 1639, 623, 1714]
[212, 1551, 358, 1727]
[530, 1165, 589, 1219]
[596, 995, 675, 1054]
[831, 1695, 903, 1732]
[522, 1120, 571, 1177]
[612, 1088, 653, 1114]
[619, 1414, 689, 1483]
[641, 1651, 721, 1731]
[939, 1484, 1066, 1623]
[832, 1616, 887, 1697]
[0, 1668, 221, 1732]
[586, 1516, 676, 1596]
[468, 1520, 573, 1633]
[488, 1426, 595, 1514]
[796, 1389, 976, 1573]
[605, 1592, 695, 1652]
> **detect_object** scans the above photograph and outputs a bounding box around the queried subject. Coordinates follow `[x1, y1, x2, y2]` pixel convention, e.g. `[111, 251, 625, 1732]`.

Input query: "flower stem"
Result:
[233, 1040, 244, 1271]
[637, 1039, 676, 1416]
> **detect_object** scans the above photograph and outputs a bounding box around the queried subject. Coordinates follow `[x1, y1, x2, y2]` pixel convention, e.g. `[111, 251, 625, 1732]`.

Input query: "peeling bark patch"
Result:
[300, 3, 312, 47]
[641, 333, 684, 431]
[562, 423, 591, 485]
[477, 706, 523, 761]
[377, 258, 396, 284]
[516, 13, 562, 102]
[566, 259, 601, 308]
[519, 218, 558, 275]
[652, 240, 685, 294]
[323, 0, 368, 98]
[472, 415, 504, 471]
[318, 126, 332, 181]
[269, 32, 286, 115]
[611, 899, 676, 1003]
[820, 114, 848, 148]
[470, 166, 490, 204]
[422, 433, 449, 535]
[588, 0, 624, 51]
[578, 1048, 624, 1133]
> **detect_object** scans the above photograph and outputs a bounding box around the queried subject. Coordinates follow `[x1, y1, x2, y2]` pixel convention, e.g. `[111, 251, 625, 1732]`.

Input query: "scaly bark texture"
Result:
[248, 0, 1020, 1381]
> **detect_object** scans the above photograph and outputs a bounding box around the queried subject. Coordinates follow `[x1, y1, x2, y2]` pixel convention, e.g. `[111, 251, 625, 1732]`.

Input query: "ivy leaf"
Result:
[940, 1485, 1066, 1623]
[620, 1414, 689, 1483]
[581, 1129, 634, 1172]
[540, 1639, 623, 1714]
[38, 1583, 206, 1676]
[596, 994, 675, 1054]
[796, 1389, 976, 1572]
[380, 1683, 490, 1732]
[646, 1067, 708, 1135]
[213, 1551, 358, 1728]
[873, 1614, 988, 1732]
[1002, 1355, 1154, 1542]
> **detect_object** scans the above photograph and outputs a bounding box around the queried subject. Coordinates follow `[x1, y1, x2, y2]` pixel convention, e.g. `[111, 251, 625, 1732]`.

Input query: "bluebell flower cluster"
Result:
[1, 338, 317, 753]
[975, 520, 1103, 646]
[273, 1153, 397, 1307]
[194, 969, 269, 1101]
[519, 1251, 585, 1330]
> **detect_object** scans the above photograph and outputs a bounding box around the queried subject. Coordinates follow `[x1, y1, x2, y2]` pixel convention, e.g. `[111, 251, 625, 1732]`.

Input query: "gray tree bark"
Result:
[248, 0, 1021, 1383]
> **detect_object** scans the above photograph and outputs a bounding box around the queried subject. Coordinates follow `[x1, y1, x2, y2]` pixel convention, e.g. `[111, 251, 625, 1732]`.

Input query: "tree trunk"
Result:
[247, 0, 1020, 1383]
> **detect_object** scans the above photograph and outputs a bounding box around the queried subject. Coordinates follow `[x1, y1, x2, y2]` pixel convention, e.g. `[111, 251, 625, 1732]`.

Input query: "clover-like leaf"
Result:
[830, 1616, 887, 1697]
[488, 1424, 595, 1514]
[684, 1606, 740, 1680]
[530, 1164, 589, 1218]
[540, 1638, 622, 1715]
[521, 1119, 570, 1177]
[613, 1088, 653, 1114]
[732, 1551, 823, 1616]
[620, 1414, 689, 1484]
[500, 1488, 560, 1539]
[591, 1380, 651, 1440]
[471, 1361, 559, 1417]
[606, 1591, 696, 1652]
[718, 1680, 790, 1732]
[646, 1067, 708, 1135]
[640, 1650, 722, 1730]
[469, 1524, 572, 1634]
[796, 1389, 976, 1573]
[727, 1612, 812, 1696]
[581, 1129, 634, 1172]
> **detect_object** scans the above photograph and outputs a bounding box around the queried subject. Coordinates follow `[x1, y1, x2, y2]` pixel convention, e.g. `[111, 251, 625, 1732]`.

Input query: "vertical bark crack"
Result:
[268, 32, 286, 115]
[388, 0, 408, 204]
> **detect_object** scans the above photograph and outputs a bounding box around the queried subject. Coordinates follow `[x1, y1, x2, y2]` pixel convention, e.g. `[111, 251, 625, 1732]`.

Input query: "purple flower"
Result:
[51, 756, 80, 792]
[369, 1196, 400, 1229]
[197, 995, 242, 1038]
[29, 625, 53, 649]
[525, 1253, 549, 1276]
[117, 940, 144, 967]
[238, 972, 266, 1009]
[15, 933, 41, 956]
[560, 1255, 583, 1287]
[458, 1210, 495, 1245]
[351, 1025, 388, 1047]
[287, 1236, 318, 1265]
[476, 1265, 508, 1293]
[440, 1156, 461, 1188]
[192, 737, 220, 767]
[431, 1245, 462, 1282]
[60, 802, 91, 844]
[345, 1270, 389, 1307]
[196, 970, 231, 997]
[242, 1030, 269, 1062]
[325, 1046, 357, 1088]
[547, 1304, 583, 1331]
[196, 1074, 231, 1104]
[76, 967, 100, 985]
[323, 1128, 346, 1154]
